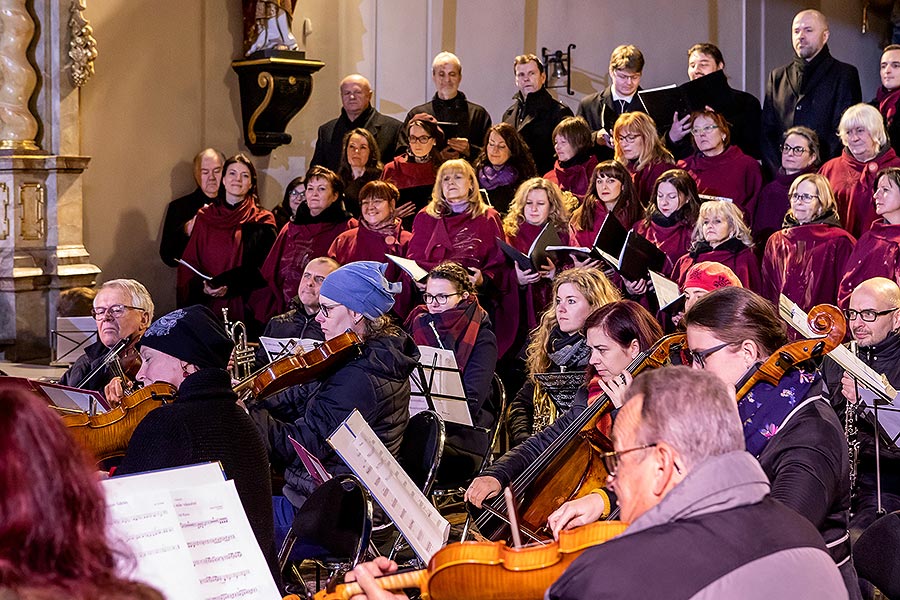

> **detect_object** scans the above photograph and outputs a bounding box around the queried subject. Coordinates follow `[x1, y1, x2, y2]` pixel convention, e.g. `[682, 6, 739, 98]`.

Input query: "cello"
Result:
[472, 333, 686, 541]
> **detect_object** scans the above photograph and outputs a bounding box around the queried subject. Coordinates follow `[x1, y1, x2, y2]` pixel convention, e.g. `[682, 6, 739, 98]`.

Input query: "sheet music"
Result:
[103, 462, 226, 494]
[410, 346, 472, 426]
[288, 435, 332, 486]
[258, 336, 318, 362]
[328, 410, 450, 563]
[857, 389, 900, 445]
[176, 259, 212, 280]
[385, 254, 429, 282]
[54, 316, 98, 364]
[37, 381, 109, 414]
[104, 469, 280, 600]
[649, 270, 684, 310]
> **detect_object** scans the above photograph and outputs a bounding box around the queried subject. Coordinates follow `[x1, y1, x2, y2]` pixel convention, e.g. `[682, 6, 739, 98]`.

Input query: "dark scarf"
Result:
[690, 236, 748, 258]
[405, 297, 486, 372]
[558, 149, 594, 169]
[478, 163, 519, 190]
[547, 326, 591, 369]
[739, 368, 818, 456]
[876, 85, 900, 126]
[292, 198, 351, 225]
[650, 204, 689, 228]
[792, 44, 832, 93]
[361, 215, 403, 239]
[782, 206, 842, 229]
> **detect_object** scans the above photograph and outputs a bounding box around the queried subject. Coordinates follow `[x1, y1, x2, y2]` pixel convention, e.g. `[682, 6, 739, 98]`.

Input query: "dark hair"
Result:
[339, 128, 383, 181]
[552, 116, 593, 156]
[278, 176, 304, 211]
[58, 287, 97, 317]
[878, 166, 900, 193]
[305, 164, 345, 198]
[644, 168, 701, 226]
[472, 122, 537, 180]
[573, 160, 641, 232]
[221, 153, 259, 205]
[359, 179, 400, 204]
[428, 261, 476, 295]
[689, 109, 731, 150]
[782, 126, 821, 168]
[583, 299, 663, 354]
[683, 287, 787, 356]
[514, 53, 544, 74]
[687, 43, 725, 67]
[0, 389, 162, 598]
[407, 119, 446, 163]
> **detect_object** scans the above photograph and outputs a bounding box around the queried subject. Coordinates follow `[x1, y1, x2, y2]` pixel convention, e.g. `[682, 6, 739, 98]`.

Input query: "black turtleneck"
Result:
[292, 197, 351, 225]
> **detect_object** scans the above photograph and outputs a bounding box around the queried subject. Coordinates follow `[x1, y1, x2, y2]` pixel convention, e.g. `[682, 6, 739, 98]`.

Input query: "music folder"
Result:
[497, 223, 562, 272]
[546, 212, 628, 262]
[638, 70, 731, 130]
[386, 254, 429, 282]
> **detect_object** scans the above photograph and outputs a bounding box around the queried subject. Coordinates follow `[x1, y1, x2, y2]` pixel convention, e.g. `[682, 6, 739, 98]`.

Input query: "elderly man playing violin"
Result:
[59, 278, 153, 400]
[343, 367, 847, 600]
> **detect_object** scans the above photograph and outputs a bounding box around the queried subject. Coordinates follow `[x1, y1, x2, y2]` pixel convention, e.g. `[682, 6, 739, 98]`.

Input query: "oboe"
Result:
[847, 341, 861, 503]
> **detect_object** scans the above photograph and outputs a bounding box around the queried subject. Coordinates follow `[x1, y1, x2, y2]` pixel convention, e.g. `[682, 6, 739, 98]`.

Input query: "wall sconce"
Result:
[542, 44, 576, 95]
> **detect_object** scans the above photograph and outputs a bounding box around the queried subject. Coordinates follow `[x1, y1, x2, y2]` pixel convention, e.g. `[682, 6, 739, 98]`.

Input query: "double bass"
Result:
[473, 333, 686, 541]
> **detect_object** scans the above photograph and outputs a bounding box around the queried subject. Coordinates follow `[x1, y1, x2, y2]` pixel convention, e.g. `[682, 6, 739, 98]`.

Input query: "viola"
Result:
[60, 382, 176, 462]
[735, 304, 845, 399]
[237, 331, 363, 399]
[312, 520, 628, 600]
[473, 333, 686, 541]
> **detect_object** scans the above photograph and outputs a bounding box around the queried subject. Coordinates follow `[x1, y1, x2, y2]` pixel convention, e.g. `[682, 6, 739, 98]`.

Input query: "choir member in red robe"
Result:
[543, 116, 599, 198]
[875, 45, 900, 157]
[820, 103, 900, 239]
[406, 159, 514, 355]
[502, 177, 572, 337]
[633, 168, 700, 277]
[382, 117, 444, 224]
[256, 166, 355, 319]
[677, 109, 762, 227]
[752, 126, 820, 250]
[177, 153, 276, 328]
[613, 111, 675, 207]
[474, 123, 537, 215]
[839, 166, 900, 306]
[762, 174, 856, 310]
[671, 200, 761, 292]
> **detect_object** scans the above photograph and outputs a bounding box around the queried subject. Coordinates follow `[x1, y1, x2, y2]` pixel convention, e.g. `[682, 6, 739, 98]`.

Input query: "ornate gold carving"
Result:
[18, 183, 45, 241]
[67, 0, 98, 88]
[0, 183, 9, 240]
[247, 72, 275, 145]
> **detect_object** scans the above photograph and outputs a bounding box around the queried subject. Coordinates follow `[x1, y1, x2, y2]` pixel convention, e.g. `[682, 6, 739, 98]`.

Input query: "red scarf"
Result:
[877, 85, 900, 126]
[188, 199, 274, 277]
[405, 297, 485, 372]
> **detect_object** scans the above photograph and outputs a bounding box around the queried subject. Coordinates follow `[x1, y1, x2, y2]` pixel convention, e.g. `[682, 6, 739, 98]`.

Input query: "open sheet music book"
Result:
[649, 270, 686, 313]
[410, 345, 473, 426]
[102, 463, 281, 600]
[328, 410, 450, 563]
[385, 254, 429, 282]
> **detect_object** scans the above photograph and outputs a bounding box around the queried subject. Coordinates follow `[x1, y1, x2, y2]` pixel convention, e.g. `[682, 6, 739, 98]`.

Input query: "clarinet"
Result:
[847, 341, 861, 504]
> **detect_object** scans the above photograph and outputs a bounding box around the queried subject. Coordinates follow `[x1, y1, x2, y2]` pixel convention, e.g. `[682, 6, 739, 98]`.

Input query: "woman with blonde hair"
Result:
[820, 103, 900, 238]
[762, 174, 855, 309]
[671, 200, 761, 291]
[503, 267, 620, 447]
[613, 111, 675, 206]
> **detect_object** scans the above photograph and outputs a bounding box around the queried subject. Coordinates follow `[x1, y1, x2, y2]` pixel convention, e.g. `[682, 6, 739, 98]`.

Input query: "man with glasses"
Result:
[823, 277, 900, 546]
[546, 367, 846, 600]
[310, 74, 402, 171]
[762, 9, 861, 176]
[577, 45, 645, 162]
[502, 53, 573, 174]
[59, 279, 154, 399]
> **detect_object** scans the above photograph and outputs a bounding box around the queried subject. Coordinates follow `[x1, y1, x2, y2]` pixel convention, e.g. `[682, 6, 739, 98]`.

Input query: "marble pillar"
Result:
[0, 0, 99, 361]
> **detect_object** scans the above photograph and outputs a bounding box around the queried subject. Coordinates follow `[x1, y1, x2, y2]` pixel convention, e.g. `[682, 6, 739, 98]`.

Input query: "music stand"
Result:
[410, 348, 472, 426]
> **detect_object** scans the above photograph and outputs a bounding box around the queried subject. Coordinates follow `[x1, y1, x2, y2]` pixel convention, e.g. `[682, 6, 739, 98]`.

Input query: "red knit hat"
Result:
[683, 262, 742, 292]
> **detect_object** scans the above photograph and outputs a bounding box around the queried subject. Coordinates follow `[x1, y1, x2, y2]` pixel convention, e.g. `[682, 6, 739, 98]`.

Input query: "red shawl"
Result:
[838, 220, 900, 307]
[819, 148, 900, 239]
[677, 145, 763, 227]
[405, 298, 486, 372]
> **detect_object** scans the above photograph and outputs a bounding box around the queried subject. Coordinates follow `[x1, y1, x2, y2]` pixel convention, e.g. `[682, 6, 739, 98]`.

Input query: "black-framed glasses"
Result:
[423, 292, 461, 306]
[789, 192, 819, 204]
[289, 189, 305, 198]
[318, 303, 340, 318]
[781, 144, 810, 156]
[844, 307, 899, 322]
[600, 443, 657, 477]
[91, 304, 144, 320]
[686, 341, 733, 368]
[615, 133, 640, 143]
[409, 135, 434, 144]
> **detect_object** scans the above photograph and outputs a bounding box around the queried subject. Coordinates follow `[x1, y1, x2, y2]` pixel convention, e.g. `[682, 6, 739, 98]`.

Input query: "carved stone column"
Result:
[0, 0, 99, 362]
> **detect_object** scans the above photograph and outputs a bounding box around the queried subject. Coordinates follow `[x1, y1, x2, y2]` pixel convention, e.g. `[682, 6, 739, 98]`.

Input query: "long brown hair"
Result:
[642, 168, 701, 227]
[572, 160, 640, 232]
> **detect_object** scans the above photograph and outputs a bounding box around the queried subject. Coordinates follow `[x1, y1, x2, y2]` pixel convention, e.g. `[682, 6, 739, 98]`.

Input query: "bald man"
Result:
[823, 277, 900, 544]
[761, 9, 860, 175]
[310, 74, 402, 171]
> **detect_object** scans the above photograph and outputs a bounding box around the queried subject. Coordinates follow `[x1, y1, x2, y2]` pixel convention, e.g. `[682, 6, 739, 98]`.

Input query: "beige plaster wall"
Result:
[77, 0, 884, 316]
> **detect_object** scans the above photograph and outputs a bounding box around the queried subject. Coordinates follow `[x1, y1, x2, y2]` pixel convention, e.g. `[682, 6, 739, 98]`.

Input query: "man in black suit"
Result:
[310, 74, 402, 171]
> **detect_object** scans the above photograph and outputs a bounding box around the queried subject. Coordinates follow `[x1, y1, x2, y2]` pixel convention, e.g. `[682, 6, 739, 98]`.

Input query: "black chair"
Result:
[854, 510, 900, 598]
[278, 473, 373, 593]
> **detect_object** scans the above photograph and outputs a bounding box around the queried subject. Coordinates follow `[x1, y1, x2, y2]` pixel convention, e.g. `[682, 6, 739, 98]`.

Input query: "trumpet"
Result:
[222, 308, 255, 381]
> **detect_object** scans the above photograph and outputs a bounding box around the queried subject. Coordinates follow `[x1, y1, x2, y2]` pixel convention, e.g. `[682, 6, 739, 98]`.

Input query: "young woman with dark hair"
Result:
[473, 122, 538, 215]
[338, 128, 384, 216]
[634, 168, 701, 275]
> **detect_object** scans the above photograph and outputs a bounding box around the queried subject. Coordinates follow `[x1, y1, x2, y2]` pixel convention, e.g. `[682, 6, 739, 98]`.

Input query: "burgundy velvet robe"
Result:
[671, 239, 762, 292]
[544, 155, 599, 198]
[677, 145, 763, 227]
[762, 223, 856, 310]
[819, 148, 900, 239]
[633, 216, 692, 278]
[627, 160, 673, 208]
[838, 220, 900, 307]
[381, 156, 437, 189]
[752, 167, 816, 250]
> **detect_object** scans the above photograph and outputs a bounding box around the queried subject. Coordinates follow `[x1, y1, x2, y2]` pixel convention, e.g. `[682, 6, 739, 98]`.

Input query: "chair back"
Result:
[854, 510, 900, 598]
[398, 409, 445, 495]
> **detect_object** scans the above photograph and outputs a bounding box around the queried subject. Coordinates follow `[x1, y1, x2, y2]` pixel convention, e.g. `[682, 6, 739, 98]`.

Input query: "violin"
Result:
[235, 331, 363, 399]
[474, 333, 686, 542]
[735, 304, 845, 400]
[313, 520, 628, 600]
[60, 382, 176, 462]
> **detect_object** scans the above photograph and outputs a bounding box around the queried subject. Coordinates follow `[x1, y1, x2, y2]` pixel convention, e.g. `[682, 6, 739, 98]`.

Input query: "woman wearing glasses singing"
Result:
[683, 287, 860, 597]
[677, 109, 762, 228]
[753, 126, 821, 249]
[612, 112, 674, 207]
[820, 103, 900, 240]
[761, 174, 856, 311]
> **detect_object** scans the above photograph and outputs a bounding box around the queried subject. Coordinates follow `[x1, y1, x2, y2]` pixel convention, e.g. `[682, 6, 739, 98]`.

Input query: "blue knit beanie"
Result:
[319, 261, 401, 319]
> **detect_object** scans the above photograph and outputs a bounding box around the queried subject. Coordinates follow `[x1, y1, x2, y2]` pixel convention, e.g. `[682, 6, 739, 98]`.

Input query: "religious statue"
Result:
[242, 0, 299, 56]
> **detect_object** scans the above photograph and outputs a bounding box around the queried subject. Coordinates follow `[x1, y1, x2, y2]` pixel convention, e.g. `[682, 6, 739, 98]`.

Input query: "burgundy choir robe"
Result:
[569, 199, 640, 248]
[671, 238, 762, 292]
[381, 156, 437, 189]
[819, 147, 900, 239]
[633, 215, 692, 277]
[762, 222, 856, 310]
[507, 221, 571, 333]
[543, 154, 599, 198]
[752, 167, 816, 250]
[627, 160, 674, 208]
[677, 145, 763, 227]
[838, 220, 900, 307]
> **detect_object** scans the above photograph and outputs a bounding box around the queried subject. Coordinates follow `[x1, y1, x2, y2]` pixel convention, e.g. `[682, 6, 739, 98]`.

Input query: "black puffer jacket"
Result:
[253, 297, 325, 368]
[58, 339, 113, 396]
[251, 331, 419, 508]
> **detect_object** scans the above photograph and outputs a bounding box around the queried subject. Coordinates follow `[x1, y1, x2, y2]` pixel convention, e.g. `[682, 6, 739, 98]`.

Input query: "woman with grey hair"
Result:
[820, 103, 900, 239]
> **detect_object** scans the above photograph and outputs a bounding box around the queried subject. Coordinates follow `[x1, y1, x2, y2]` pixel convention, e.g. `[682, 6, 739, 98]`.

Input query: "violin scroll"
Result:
[806, 304, 846, 354]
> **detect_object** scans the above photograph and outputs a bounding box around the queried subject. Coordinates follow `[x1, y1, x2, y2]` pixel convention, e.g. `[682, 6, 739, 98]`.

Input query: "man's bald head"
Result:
[340, 74, 373, 120]
[792, 10, 829, 60]
[856, 277, 900, 307]
[849, 278, 900, 347]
